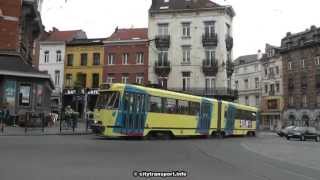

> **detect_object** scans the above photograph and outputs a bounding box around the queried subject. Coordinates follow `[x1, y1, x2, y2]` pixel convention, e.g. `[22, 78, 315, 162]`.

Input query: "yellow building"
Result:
[64, 38, 105, 89]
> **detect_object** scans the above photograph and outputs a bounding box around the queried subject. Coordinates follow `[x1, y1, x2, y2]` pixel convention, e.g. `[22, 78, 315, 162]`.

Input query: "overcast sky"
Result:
[41, 0, 320, 58]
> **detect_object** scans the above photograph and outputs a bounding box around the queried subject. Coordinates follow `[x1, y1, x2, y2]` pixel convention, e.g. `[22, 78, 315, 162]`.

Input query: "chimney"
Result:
[115, 26, 119, 33]
[257, 49, 263, 60]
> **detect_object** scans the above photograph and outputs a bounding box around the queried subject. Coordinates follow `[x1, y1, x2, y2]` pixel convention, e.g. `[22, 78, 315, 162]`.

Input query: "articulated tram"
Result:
[91, 83, 259, 138]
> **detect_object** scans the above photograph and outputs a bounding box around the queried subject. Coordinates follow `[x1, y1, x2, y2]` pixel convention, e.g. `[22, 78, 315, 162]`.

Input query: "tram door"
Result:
[122, 92, 147, 135]
[197, 101, 212, 135]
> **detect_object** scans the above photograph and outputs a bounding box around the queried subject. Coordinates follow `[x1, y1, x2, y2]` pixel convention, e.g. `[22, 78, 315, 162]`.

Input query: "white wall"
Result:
[148, 10, 233, 89]
[38, 42, 65, 93]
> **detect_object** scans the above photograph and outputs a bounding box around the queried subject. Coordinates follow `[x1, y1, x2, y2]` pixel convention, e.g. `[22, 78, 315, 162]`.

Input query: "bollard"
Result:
[41, 113, 45, 133]
[25, 112, 28, 134]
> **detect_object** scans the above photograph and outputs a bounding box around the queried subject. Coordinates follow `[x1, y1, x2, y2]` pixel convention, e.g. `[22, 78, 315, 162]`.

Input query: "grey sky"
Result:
[42, 0, 320, 58]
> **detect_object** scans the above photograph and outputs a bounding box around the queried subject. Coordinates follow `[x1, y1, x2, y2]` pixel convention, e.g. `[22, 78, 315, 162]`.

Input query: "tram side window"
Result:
[235, 109, 256, 121]
[149, 96, 162, 113]
[189, 102, 200, 115]
[177, 100, 189, 115]
[163, 98, 177, 114]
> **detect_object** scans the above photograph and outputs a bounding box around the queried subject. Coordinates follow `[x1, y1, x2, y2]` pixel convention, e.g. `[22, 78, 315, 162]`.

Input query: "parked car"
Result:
[277, 126, 296, 137]
[286, 127, 320, 142]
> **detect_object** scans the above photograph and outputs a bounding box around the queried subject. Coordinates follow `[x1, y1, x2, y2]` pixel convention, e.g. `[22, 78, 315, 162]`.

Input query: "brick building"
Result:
[281, 25, 320, 128]
[103, 28, 149, 85]
[0, 0, 53, 121]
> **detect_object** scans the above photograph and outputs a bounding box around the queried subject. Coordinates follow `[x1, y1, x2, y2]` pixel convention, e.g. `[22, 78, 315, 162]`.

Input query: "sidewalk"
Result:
[0, 122, 92, 136]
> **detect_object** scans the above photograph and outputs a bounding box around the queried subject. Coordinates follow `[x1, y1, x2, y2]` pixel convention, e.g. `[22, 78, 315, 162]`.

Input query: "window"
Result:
[226, 23, 231, 36]
[245, 96, 249, 105]
[254, 64, 258, 72]
[122, 53, 128, 65]
[301, 59, 305, 69]
[189, 102, 200, 115]
[317, 95, 320, 107]
[54, 70, 60, 86]
[136, 74, 144, 84]
[106, 74, 115, 84]
[235, 110, 256, 121]
[316, 74, 320, 89]
[268, 99, 278, 110]
[177, 100, 189, 115]
[158, 51, 168, 64]
[244, 79, 249, 89]
[93, 53, 100, 65]
[182, 46, 191, 64]
[265, 84, 268, 94]
[182, 22, 191, 37]
[289, 96, 294, 106]
[235, 80, 239, 89]
[255, 96, 260, 106]
[204, 21, 215, 36]
[244, 66, 248, 72]
[122, 74, 129, 84]
[264, 68, 268, 77]
[205, 49, 215, 65]
[302, 95, 308, 108]
[315, 56, 320, 65]
[255, 78, 259, 89]
[276, 83, 280, 92]
[67, 54, 73, 66]
[96, 91, 120, 110]
[77, 73, 87, 87]
[149, 96, 162, 113]
[163, 98, 177, 114]
[288, 61, 292, 70]
[182, 72, 191, 91]
[44, 51, 49, 63]
[270, 84, 275, 94]
[108, 54, 115, 65]
[56, 50, 62, 62]
[92, 73, 99, 88]
[288, 78, 294, 90]
[81, 53, 88, 66]
[19, 84, 31, 106]
[158, 23, 169, 36]
[275, 66, 279, 75]
[66, 74, 72, 87]
[36, 85, 43, 107]
[205, 77, 215, 90]
[136, 52, 144, 64]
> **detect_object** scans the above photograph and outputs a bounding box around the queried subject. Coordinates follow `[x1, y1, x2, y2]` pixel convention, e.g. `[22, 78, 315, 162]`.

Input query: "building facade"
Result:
[233, 53, 262, 107]
[148, 0, 236, 100]
[0, 0, 53, 121]
[38, 28, 87, 93]
[281, 26, 320, 128]
[103, 28, 149, 85]
[64, 38, 105, 112]
[260, 44, 284, 130]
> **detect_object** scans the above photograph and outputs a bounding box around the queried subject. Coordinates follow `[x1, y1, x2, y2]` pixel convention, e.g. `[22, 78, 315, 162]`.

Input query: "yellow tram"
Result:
[92, 83, 258, 138]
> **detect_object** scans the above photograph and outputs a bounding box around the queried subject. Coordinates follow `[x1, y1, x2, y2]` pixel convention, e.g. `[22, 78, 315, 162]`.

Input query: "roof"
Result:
[44, 30, 87, 42]
[0, 53, 54, 88]
[234, 54, 258, 66]
[150, 0, 221, 11]
[107, 28, 148, 41]
[67, 38, 106, 46]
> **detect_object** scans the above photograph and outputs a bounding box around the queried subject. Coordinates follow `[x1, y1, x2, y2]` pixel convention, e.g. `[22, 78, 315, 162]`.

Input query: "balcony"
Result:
[155, 35, 170, 49]
[154, 60, 171, 77]
[226, 60, 234, 78]
[202, 60, 218, 76]
[202, 33, 218, 47]
[168, 87, 238, 101]
[226, 35, 233, 51]
[269, 91, 275, 96]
